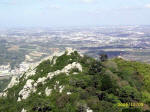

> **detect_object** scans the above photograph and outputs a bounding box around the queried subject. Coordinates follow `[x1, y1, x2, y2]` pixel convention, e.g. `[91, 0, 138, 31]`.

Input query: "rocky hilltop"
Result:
[0, 48, 150, 112]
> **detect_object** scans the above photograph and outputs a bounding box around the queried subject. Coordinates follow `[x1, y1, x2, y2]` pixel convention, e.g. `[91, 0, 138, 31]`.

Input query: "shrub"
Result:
[87, 96, 100, 111]
[105, 94, 120, 103]
[118, 86, 141, 102]
[92, 75, 102, 89]
[89, 61, 102, 75]
[85, 87, 96, 96]
[56, 94, 70, 108]
[79, 90, 89, 100]
[76, 101, 87, 112]
[122, 108, 142, 112]
[101, 73, 117, 91]
[96, 91, 107, 101]
[103, 61, 118, 73]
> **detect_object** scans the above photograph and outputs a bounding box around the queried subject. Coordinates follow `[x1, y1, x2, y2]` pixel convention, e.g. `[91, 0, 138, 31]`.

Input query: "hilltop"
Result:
[0, 48, 150, 112]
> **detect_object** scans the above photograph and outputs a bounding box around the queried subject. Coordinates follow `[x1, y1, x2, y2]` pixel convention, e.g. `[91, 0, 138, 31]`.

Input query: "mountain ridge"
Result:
[0, 48, 150, 112]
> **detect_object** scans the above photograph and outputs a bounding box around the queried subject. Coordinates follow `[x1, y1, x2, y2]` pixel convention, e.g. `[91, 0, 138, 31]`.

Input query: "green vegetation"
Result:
[0, 51, 150, 112]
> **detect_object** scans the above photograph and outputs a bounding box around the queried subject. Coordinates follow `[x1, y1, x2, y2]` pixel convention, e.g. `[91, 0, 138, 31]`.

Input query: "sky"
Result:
[0, 0, 150, 27]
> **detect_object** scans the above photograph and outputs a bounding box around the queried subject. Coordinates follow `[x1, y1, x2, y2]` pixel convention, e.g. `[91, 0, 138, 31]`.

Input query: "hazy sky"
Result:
[0, 0, 150, 27]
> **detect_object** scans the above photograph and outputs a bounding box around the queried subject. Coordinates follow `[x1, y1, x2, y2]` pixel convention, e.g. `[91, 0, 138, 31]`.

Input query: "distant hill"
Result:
[0, 48, 150, 112]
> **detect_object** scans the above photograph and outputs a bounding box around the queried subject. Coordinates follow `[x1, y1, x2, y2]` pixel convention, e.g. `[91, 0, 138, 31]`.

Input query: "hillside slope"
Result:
[0, 48, 150, 112]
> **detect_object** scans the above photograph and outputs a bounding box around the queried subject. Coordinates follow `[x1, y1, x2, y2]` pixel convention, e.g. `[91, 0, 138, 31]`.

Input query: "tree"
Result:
[99, 54, 108, 62]
[89, 61, 102, 75]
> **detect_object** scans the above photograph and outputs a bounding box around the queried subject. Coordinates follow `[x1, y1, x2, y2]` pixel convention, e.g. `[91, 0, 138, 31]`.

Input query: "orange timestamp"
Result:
[117, 102, 144, 107]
